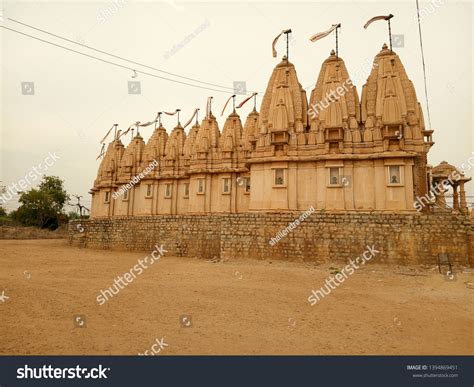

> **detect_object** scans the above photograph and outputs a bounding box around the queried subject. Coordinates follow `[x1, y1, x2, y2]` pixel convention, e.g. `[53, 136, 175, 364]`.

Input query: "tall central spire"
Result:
[258, 57, 308, 147]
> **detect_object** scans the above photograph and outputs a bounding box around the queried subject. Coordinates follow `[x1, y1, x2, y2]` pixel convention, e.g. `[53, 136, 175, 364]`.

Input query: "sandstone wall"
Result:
[68, 213, 473, 266]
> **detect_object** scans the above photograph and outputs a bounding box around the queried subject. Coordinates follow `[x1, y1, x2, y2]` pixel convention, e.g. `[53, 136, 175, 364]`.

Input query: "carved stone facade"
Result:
[90, 45, 442, 217]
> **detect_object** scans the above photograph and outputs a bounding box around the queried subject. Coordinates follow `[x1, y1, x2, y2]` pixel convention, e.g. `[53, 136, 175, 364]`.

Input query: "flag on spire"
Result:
[206, 96, 213, 119]
[272, 29, 291, 58]
[237, 92, 257, 109]
[100, 124, 117, 144]
[363, 14, 393, 29]
[363, 14, 394, 50]
[183, 108, 199, 129]
[221, 94, 236, 116]
[96, 143, 105, 160]
[309, 24, 340, 43]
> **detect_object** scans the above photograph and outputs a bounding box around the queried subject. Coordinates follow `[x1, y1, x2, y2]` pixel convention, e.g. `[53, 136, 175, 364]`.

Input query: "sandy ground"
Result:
[0, 239, 472, 355]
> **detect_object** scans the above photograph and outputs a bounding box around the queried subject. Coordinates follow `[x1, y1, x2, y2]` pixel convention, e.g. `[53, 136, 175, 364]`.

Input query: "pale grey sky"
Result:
[1, 0, 472, 213]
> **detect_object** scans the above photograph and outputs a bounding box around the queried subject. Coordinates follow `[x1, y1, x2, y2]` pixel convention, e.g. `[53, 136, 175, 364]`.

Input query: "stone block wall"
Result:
[69, 216, 221, 260]
[69, 212, 473, 266]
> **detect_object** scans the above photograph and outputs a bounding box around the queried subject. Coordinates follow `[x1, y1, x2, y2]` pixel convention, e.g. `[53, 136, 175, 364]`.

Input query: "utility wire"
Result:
[415, 0, 432, 129]
[0, 25, 236, 94]
[7, 17, 238, 93]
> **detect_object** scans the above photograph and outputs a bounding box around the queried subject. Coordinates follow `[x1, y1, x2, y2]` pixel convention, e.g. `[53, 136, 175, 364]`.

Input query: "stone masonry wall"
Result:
[69, 212, 474, 267]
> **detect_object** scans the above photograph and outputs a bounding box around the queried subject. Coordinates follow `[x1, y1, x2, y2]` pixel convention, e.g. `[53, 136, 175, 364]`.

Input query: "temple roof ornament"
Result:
[142, 124, 168, 175]
[183, 122, 200, 160]
[309, 50, 360, 133]
[220, 111, 244, 153]
[117, 134, 145, 180]
[259, 56, 308, 138]
[95, 139, 124, 185]
[361, 44, 424, 142]
[165, 124, 186, 161]
[194, 113, 221, 155]
[241, 108, 260, 151]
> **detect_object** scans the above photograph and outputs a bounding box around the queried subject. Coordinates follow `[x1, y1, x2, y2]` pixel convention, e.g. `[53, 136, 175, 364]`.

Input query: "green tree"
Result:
[13, 176, 69, 229]
[0, 184, 7, 216]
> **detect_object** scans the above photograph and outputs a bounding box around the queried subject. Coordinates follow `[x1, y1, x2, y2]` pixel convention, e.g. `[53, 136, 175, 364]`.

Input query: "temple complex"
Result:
[90, 44, 470, 217]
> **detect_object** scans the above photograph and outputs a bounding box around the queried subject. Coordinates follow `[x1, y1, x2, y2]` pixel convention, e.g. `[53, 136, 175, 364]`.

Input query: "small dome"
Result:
[432, 161, 470, 182]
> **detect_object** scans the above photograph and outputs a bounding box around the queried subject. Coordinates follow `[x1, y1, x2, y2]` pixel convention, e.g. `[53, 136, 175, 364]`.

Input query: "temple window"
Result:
[165, 183, 172, 198]
[184, 183, 190, 198]
[222, 178, 231, 194]
[104, 191, 110, 203]
[388, 166, 402, 185]
[146, 184, 152, 198]
[123, 189, 129, 201]
[274, 169, 286, 186]
[197, 179, 206, 194]
[245, 177, 251, 193]
[329, 167, 341, 186]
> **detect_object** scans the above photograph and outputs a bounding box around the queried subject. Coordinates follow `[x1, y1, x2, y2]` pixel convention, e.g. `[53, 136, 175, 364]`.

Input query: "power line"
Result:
[415, 0, 432, 130]
[7, 17, 239, 93]
[0, 25, 236, 94]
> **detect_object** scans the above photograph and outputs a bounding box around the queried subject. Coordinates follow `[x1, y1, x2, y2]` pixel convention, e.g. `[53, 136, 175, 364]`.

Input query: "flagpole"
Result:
[335, 24, 341, 57]
[284, 29, 292, 59]
[388, 16, 393, 51]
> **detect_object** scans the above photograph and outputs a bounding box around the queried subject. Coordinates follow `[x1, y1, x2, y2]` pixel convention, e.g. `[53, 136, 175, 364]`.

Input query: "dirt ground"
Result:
[0, 239, 472, 355]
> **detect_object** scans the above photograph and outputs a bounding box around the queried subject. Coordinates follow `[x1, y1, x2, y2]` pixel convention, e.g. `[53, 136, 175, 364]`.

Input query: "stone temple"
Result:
[89, 44, 469, 217]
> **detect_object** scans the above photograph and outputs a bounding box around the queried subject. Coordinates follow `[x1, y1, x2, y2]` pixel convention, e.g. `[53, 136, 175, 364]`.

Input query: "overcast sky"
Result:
[1, 0, 472, 213]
